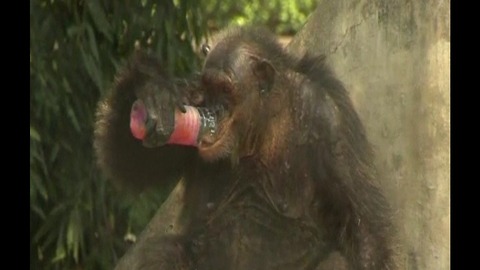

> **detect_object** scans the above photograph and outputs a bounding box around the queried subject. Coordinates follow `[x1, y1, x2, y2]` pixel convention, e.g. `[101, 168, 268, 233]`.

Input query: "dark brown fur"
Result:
[94, 26, 396, 269]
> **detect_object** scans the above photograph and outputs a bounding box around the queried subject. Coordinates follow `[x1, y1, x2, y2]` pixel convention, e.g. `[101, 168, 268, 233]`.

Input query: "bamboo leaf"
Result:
[33, 205, 66, 243]
[30, 126, 41, 142]
[52, 234, 66, 263]
[66, 106, 81, 133]
[67, 210, 82, 262]
[30, 170, 48, 201]
[62, 77, 72, 94]
[31, 205, 47, 220]
[86, 0, 112, 42]
[86, 23, 100, 63]
[49, 143, 60, 164]
[66, 25, 83, 38]
[80, 48, 103, 93]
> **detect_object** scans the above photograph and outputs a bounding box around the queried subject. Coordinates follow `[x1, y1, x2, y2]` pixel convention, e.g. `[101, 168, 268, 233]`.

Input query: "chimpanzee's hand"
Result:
[129, 52, 188, 147]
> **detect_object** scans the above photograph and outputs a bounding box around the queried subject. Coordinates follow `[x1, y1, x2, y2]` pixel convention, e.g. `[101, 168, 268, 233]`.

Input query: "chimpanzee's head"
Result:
[195, 28, 285, 162]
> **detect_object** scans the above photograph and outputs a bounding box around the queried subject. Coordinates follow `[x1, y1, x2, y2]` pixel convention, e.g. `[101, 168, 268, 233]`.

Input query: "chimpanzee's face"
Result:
[195, 39, 275, 162]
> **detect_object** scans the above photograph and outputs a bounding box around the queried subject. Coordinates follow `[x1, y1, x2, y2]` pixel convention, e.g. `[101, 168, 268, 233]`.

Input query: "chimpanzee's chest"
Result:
[185, 190, 330, 270]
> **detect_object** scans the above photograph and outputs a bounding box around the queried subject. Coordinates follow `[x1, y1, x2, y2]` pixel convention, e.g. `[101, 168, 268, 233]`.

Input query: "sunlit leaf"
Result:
[66, 211, 81, 262]
[51, 245, 66, 263]
[37, 246, 44, 261]
[30, 126, 41, 142]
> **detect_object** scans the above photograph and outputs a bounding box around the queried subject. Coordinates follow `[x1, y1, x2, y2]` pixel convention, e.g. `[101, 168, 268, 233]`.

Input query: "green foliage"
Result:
[30, 0, 206, 269]
[204, 0, 316, 34]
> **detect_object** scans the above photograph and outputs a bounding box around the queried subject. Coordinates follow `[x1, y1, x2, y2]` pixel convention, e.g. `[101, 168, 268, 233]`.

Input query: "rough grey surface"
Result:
[288, 0, 450, 269]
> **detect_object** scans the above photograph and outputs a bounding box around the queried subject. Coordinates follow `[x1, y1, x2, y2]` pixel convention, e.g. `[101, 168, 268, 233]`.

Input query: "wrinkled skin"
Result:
[94, 27, 397, 270]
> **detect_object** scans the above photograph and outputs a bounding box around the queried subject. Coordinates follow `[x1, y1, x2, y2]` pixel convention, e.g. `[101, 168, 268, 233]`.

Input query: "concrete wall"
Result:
[288, 1, 450, 269]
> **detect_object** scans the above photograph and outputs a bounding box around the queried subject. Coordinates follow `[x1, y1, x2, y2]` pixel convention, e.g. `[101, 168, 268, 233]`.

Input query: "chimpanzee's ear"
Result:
[250, 56, 275, 95]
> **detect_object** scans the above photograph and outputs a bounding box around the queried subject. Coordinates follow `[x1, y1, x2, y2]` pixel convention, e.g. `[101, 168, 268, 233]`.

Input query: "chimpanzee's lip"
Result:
[198, 103, 231, 147]
[197, 115, 234, 162]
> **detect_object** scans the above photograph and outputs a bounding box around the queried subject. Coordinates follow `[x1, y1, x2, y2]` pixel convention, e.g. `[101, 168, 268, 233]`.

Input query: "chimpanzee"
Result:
[94, 26, 397, 270]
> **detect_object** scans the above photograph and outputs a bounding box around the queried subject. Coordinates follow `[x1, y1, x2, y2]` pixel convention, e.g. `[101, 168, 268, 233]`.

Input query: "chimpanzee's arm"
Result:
[94, 52, 197, 191]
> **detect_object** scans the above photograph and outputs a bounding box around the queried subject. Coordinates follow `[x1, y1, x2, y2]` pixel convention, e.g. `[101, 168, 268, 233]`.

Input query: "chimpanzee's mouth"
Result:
[210, 104, 228, 121]
[197, 100, 235, 157]
[194, 74, 237, 160]
[198, 103, 228, 145]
